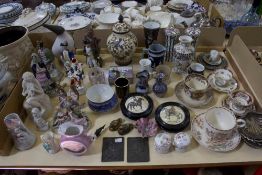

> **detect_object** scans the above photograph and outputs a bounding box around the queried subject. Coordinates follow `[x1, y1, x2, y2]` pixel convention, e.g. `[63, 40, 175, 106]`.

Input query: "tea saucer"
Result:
[203, 54, 222, 66]
[175, 81, 214, 108]
[57, 15, 91, 31]
[222, 95, 255, 117]
[191, 113, 241, 152]
[198, 53, 228, 70]
[208, 73, 238, 93]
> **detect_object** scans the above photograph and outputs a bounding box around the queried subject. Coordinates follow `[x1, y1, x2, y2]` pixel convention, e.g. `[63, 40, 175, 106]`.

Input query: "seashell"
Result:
[109, 118, 124, 131]
[118, 123, 134, 135]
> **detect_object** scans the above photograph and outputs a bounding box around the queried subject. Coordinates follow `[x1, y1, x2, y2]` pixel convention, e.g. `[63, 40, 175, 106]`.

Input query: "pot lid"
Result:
[180, 9, 195, 18]
[112, 15, 130, 34]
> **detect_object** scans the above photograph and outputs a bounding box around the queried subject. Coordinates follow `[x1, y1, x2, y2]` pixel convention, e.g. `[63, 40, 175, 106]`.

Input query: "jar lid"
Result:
[112, 15, 130, 34]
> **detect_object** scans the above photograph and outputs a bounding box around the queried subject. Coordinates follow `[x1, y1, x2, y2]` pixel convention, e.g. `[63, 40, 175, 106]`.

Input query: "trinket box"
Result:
[108, 66, 134, 85]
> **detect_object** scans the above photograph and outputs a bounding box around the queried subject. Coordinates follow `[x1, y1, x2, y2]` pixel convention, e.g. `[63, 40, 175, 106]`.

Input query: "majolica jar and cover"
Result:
[107, 15, 138, 66]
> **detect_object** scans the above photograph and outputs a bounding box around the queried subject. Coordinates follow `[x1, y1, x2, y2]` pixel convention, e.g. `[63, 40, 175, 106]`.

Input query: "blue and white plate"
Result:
[0, 3, 23, 23]
[60, 1, 90, 14]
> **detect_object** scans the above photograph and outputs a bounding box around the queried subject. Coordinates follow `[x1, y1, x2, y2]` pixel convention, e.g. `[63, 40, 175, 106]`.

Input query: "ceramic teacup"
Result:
[214, 69, 233, 87]
[188, 62, 205, 75]
[204, 107, 246, 139]
[209, 50, 220, 63]
[184, 74, 209, 99]
[230, 91, 254, 111]
[114, 77, 129, 99]
[139, 59, 152, 73]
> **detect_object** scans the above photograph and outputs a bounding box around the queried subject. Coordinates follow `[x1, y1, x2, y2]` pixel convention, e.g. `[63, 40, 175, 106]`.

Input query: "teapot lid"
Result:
[112, 15, 131, 34]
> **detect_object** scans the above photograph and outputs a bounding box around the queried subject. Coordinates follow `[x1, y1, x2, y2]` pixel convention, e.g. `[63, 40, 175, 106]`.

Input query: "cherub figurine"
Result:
[31, 107, 49, 132]
[22, 72, 52, 119]
[83, 28, 103, 67]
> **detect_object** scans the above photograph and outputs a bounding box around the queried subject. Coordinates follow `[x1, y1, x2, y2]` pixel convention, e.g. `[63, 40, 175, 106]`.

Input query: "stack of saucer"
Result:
[222, 90, 256, 117]
[0, 3, 23, 24]
[239, 112, 262, 149]
[198, 50, 228, 70]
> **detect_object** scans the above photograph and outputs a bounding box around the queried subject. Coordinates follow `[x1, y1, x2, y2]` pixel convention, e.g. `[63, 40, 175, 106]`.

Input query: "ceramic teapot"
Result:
[58, 122, 105, 156]
[191, 13, 222, 28]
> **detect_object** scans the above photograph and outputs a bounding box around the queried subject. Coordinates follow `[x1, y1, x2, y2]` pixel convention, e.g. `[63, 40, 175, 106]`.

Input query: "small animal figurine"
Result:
[31, 107, 49, 132]
[43, 24, 75, 61]
[22, 72, 52, 119]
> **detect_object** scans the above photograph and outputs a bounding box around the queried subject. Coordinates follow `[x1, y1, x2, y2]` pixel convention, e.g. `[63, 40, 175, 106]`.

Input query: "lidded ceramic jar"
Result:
[173, 35, 194, 74]
[154, 132, 172, 154]
[172, 132, 191, 152]
[107, 15, 138, 66]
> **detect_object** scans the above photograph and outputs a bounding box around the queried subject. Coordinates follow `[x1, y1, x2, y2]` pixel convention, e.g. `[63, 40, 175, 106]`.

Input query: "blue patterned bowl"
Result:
[86, 84, 118, 112]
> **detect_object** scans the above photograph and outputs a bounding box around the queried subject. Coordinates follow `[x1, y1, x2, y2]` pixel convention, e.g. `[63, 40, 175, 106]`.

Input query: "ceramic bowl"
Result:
[184, 74, 209, 99]
[188, 62, 205, 75]
[214, 69, 233, 87]
[96, 12, 119, 25]
[86, 84, 118, 112]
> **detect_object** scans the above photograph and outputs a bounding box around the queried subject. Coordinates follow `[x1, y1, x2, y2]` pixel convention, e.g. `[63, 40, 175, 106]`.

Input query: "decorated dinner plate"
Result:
[58, 15, 91, 31]
[155, 102, 190, 132]
[120, 93, 153, 120]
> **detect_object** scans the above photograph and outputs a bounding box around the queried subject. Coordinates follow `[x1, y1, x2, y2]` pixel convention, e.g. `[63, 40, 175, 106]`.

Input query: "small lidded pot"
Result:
[154, 132, 172, 154]
[107, 15, 138, 66]
[172, 132, 191, 152]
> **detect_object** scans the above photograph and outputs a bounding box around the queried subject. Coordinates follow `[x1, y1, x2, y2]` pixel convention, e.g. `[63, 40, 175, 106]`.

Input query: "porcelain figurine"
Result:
[0, 62, 14, 102]
[31, 107, 49, 132]
[107, 15, 138, 66]
[22, 72, 52, 119]
[52, 108, 71, 129]
[36, 41, 63, 82]
[135, 118, 158, 137]
[87, 67, 106, 85]
[153, 73, 167, 98]
[83, 28, 103, 67]
[61, 41, 75, 63]
[31, 53, 57, 96]
[40, 131, 60, 154]
[58, 122, 105, 156]
[136, 70, 150, 94]
[66, 58, 85, 95]
[4, 113, 36, 151]
[43, 24, 75, 60]
[173, 35, 195, 74]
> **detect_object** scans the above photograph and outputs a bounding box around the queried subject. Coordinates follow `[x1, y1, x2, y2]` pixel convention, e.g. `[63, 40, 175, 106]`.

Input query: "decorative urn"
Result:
[107, 15, 138, 66]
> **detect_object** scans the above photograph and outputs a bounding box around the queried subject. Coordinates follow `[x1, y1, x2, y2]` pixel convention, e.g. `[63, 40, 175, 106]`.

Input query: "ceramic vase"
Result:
[136, 70, 150, 94]
[164, 27, 180, 62]
[173, 35, 194, 74]
[107, 15, 137, 66]
[4, 113, 36, 151]
[0, 26, 34, 77]
[153, 73, 167, 98]
[143, 20, 161, 48]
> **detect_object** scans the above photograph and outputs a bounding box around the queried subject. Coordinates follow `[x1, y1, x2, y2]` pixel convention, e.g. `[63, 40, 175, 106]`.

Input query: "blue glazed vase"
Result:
[153, 73, 167, 98]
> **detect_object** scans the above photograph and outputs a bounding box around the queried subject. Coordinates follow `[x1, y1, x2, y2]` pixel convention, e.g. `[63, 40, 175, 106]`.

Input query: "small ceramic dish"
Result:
[57, 15, 91, 31]
[207, 69, 238, 93]
[155, 102, 190, 132]
[96, 12, 119, 25]
[121, 1, 138, 8]
[191, 112, 241, 152]
[86, 84, 118, 112]
[222, 90, 255, 117]
[175, 81, 214, 108]
[120, 93, 153, 120]
[198, 53, 228, 70]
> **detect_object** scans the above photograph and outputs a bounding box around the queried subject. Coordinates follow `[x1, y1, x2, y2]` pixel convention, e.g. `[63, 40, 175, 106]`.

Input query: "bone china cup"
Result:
[205, 107, 246, 138]
[184, 74, 209, 99]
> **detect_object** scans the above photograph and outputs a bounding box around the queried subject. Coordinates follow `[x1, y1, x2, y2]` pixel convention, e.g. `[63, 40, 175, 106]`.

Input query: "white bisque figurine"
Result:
[22, 72, 52, 119]
[31, 108, 49, 132]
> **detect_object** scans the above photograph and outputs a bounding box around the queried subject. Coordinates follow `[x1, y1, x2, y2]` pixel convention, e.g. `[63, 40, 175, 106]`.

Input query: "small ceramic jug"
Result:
[136, 70, 150, 94]
[4, 113, 36, 151]
[40, 131, 60, 154]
